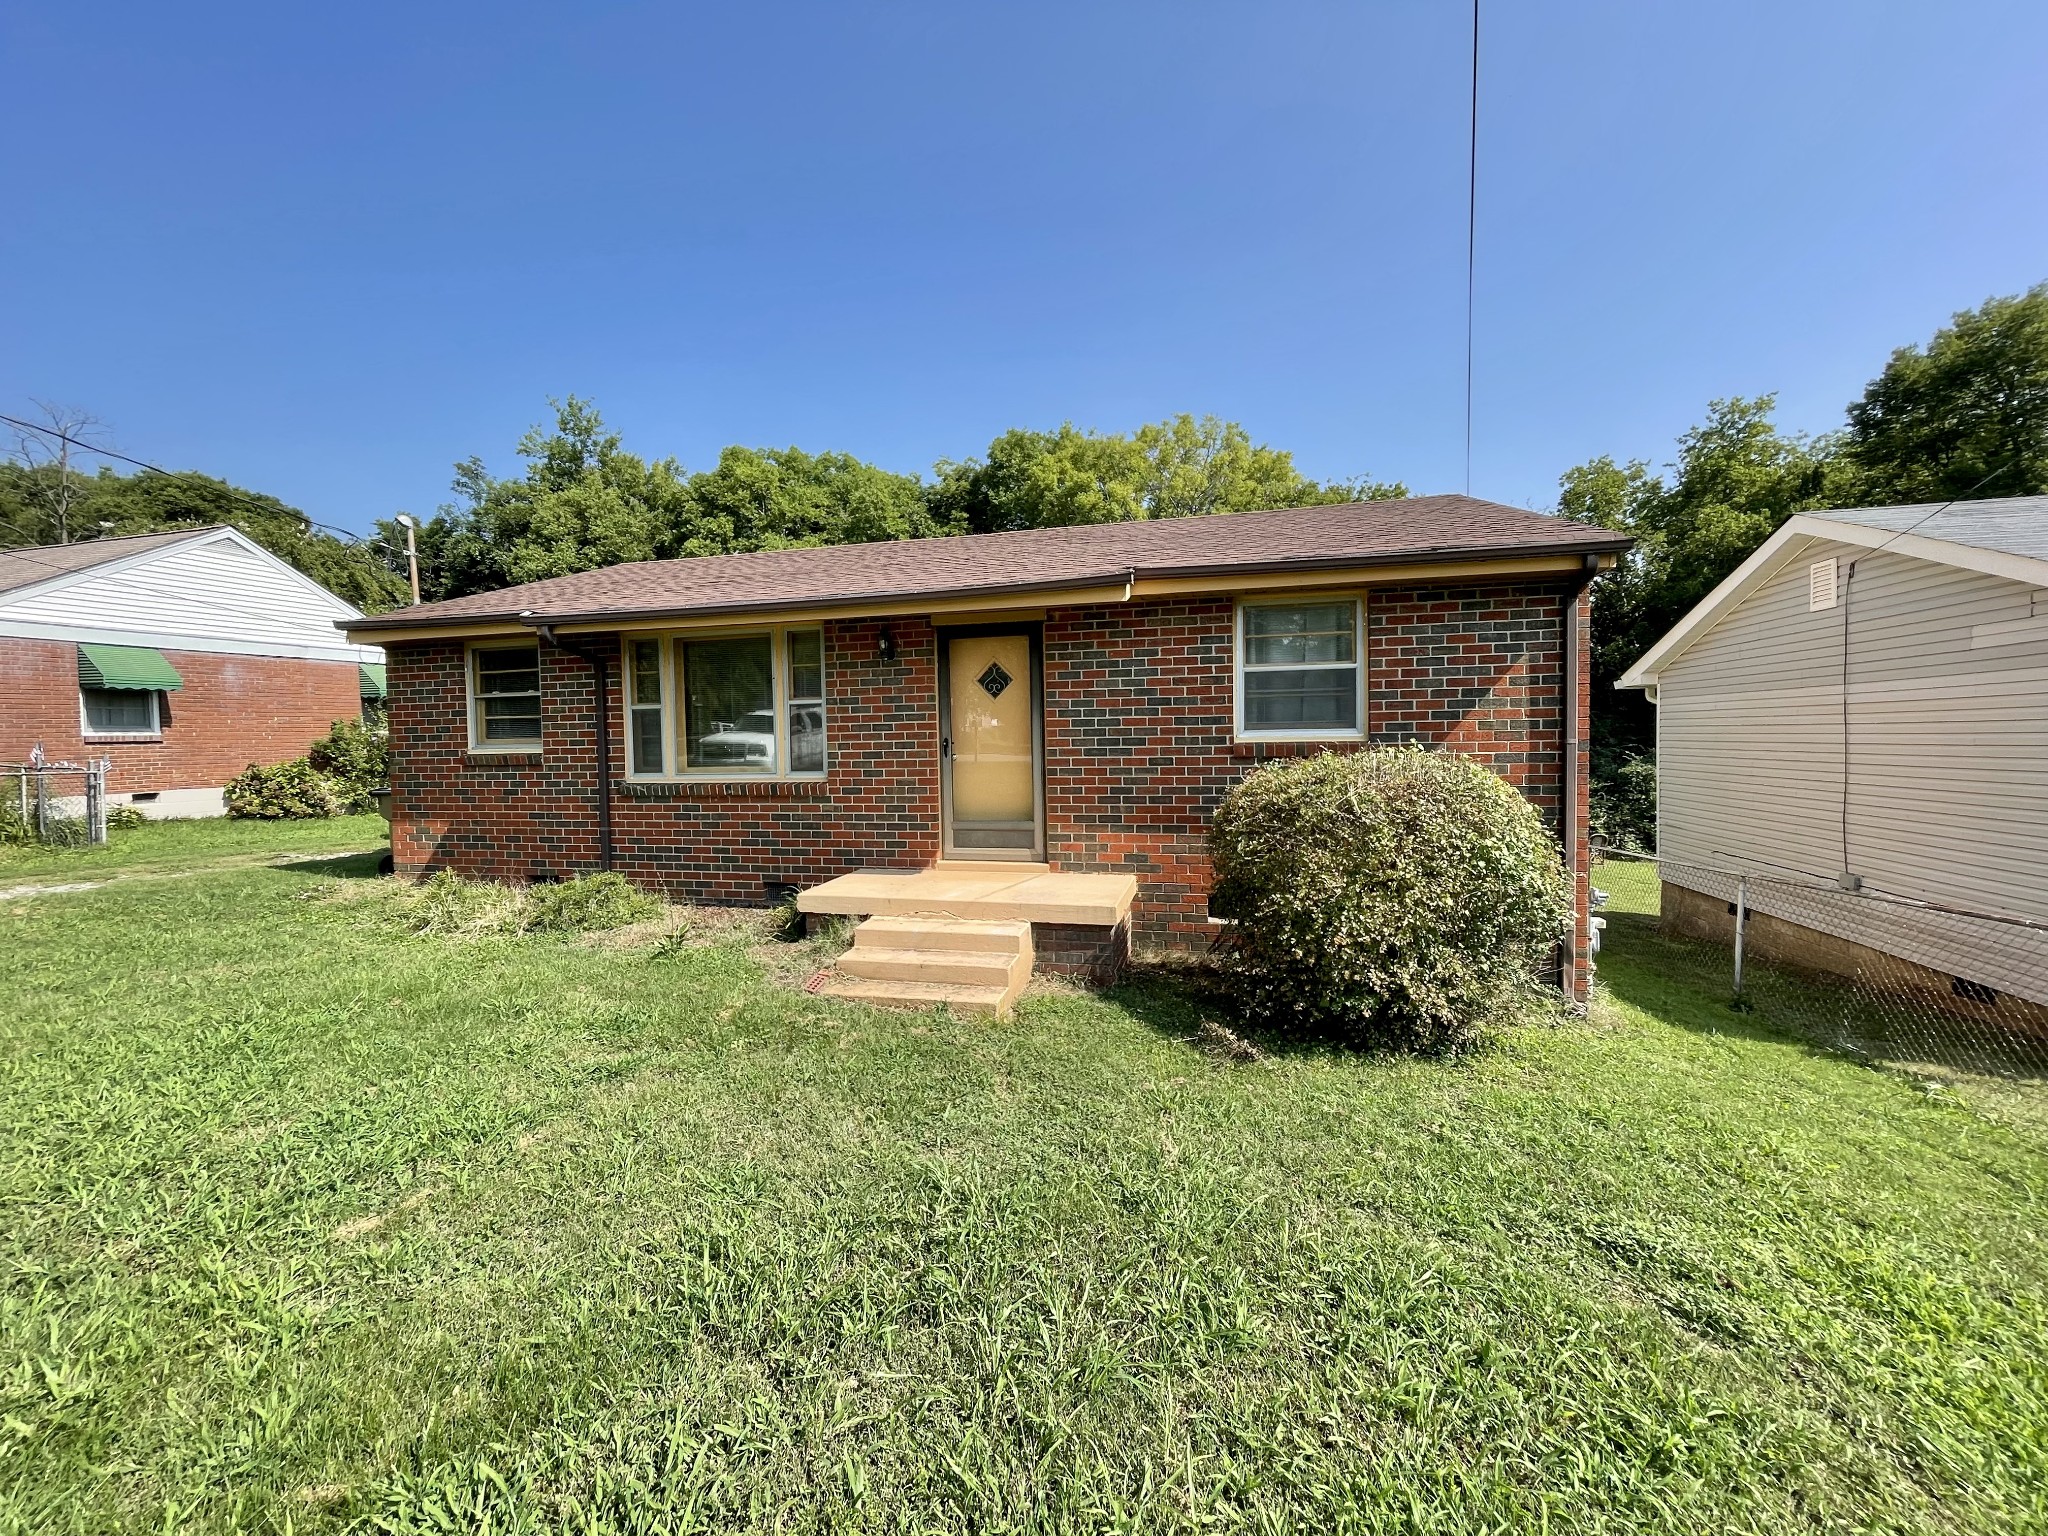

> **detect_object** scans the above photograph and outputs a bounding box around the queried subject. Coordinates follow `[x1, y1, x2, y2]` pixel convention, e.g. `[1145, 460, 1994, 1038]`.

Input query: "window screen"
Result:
[628, 639, 664, 774]
[1239, 601, 1361, 733]
[473, 645, 542, 744]
[786, 629, 825, 774]
[81, 688, 157, 734]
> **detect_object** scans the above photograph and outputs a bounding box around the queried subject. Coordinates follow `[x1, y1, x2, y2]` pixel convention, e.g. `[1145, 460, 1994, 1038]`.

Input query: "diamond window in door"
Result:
[977, 661, 1012, 698]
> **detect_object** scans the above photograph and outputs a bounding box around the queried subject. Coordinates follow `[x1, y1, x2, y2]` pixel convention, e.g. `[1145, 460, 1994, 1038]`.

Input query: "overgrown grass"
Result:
[2, 839, 2045, 1532]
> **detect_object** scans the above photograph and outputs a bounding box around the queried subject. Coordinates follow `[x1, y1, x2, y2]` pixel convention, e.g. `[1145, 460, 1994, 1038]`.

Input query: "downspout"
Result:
[536, 623, 614, 873]
[1559, 554, 1601, 996]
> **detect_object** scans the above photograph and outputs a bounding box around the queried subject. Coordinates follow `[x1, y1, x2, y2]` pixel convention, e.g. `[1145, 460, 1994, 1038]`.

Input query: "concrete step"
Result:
[838, 946, 1029, 988]
[816, 976, 1015, 1017]
[853, 916, 1033, 955]
[799, 868, 1136, 926]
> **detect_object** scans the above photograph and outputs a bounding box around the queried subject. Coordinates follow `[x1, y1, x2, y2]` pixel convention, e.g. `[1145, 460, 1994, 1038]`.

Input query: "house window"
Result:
[628, 639, 664, 775]
[470, 644, 542, 748]
[1235, 598, 1364, 737]
[81, 687, 160, 736]
[787, 629, 825, 773]
[626, 628, 825, 779]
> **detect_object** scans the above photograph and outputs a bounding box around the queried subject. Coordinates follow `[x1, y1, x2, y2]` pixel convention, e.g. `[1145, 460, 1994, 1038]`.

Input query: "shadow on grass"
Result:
[1101, 961, 1495, 1066]
[265, 850, 391, 881]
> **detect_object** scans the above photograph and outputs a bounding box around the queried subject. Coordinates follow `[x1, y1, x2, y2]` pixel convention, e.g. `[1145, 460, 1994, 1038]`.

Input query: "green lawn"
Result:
[2, 836, 2045, 1533]
[0, 813, 386, 882]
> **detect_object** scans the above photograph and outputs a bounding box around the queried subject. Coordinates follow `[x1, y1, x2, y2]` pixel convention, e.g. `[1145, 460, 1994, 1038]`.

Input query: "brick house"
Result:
[345, 496, 1625, 1009]
[0, 527, 386, 818]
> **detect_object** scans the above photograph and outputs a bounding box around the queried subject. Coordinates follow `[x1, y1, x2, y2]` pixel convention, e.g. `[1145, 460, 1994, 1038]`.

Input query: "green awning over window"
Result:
[77, 644, 183, 692]
[359, 663, 388, 699]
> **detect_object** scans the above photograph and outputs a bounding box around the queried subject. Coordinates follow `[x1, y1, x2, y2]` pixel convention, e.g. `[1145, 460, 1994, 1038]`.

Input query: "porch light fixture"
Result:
[877, 626, 897, 663]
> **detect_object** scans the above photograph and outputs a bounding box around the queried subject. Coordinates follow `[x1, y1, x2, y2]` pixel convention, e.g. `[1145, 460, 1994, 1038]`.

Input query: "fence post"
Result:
[85, 762, 107, 846]
[1733, 877, 1748, 1001]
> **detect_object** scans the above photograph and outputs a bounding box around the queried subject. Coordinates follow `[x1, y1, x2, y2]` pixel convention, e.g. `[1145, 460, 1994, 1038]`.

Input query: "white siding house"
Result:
[0, 526, 386, 817]
[1618, 496, 2048, 1011]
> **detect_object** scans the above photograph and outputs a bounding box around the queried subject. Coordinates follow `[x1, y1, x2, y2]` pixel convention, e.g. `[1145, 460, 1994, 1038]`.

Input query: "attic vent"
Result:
[1808, 558, 1839, 612]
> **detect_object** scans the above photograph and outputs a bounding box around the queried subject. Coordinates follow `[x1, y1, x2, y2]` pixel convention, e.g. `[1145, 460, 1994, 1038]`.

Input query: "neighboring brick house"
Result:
[346, 496, 1625, 1001]
[0, 527, 386, 818]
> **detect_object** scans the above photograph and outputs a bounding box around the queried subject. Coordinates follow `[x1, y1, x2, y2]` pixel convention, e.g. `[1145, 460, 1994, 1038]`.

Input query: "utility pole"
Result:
[395, 514, 420, 604]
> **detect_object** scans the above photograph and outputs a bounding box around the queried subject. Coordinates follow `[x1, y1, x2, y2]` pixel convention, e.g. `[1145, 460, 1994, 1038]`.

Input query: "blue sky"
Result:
[4, 1, 2044, 536]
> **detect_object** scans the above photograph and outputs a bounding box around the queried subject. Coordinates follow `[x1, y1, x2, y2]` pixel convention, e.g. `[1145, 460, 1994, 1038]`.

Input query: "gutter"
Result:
[536, 623, 614, 873]
[1559, 553, 1602, 996]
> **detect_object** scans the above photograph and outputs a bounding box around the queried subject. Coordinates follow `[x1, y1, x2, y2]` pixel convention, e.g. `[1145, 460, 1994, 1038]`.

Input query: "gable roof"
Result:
[344, 494, 1629, 635]
[1618, 495, 2048, 688]
[0, 524, 381, 663]
[0, 527, 214, 597]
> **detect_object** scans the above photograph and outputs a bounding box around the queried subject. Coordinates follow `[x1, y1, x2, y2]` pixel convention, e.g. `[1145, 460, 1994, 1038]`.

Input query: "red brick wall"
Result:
[384, 582, 1592, 994]
[0, 637, 365, 795]
[388, 619, 941, 899]
[1040, 584, 1587, 993]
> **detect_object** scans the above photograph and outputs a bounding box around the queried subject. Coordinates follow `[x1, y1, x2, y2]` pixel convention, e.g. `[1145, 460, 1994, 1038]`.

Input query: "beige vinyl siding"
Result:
[1655, 540, 2048, 1004]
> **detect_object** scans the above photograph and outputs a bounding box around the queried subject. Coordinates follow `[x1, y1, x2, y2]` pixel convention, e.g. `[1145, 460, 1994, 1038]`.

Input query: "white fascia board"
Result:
[0, 617, 382, 664]
[1616, 513, 2048, 688]
[1615, 522, 1820, 688]
[0, 525, 370, 621]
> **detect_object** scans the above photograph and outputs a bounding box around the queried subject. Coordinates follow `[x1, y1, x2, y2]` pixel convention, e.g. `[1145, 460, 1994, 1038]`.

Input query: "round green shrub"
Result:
[1208, 746, 1572, 1053]
[307, 717, 389, 814]
[224, 760, 343, 820]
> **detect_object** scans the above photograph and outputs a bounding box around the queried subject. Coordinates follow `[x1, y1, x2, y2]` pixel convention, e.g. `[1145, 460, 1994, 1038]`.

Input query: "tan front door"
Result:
[941, 629, 1042, 859]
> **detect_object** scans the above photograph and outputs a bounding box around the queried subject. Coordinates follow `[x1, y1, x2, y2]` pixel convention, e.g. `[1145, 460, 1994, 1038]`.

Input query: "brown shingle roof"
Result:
[346, 495, 1628, 633]
[0, 527, 215, 597]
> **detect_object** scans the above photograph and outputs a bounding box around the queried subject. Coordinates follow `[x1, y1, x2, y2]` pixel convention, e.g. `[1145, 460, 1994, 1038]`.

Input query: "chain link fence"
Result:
[2, 760, 109, 847]
[1592, 847, 2048, 1118]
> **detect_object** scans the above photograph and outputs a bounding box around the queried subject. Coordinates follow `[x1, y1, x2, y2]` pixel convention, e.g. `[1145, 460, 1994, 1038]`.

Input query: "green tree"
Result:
[930, 414, 1403, 535]
[1561, 397, 1843, 843]
[375, 397, 688, 600]
[0, 457, 408, 613]
[669, 445, 951, 557]
[1844, 283, 2048, 504]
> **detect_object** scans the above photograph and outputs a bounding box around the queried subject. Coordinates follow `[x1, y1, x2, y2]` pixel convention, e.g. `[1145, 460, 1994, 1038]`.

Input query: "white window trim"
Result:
[1233, 594, 1367, 742]
[80, 687, 162, 739]
[620, 625, 828, 782]
[466, 640, 543, 755]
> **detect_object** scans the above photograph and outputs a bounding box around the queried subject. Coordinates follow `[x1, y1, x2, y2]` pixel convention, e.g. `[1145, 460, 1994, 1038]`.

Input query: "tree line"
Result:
[1, 407, 1400, 615]
[366, 405, 1405, 604]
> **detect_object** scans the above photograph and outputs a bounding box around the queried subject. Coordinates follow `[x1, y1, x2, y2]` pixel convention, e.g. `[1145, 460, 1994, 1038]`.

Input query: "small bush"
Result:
[1208, 747, 1571, 1054]
[307, 718, 389, 814]
[524, 873, 661, 934]
[224, 760, 343, 820]
[0, 804, 33, 847]
[106, 804, 148, 831]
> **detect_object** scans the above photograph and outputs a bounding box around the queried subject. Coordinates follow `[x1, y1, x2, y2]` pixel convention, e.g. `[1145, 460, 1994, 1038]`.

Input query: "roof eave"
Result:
[342, 535, 1633, 639]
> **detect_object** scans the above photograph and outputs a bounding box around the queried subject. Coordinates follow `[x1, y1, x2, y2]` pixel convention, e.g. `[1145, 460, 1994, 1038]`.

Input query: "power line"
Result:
[0, 411, 411, 561]
[1464, 0, 1480, 497]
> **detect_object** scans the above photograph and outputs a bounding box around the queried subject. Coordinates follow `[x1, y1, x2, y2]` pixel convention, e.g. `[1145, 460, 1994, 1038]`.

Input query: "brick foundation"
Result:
[384, 581, 1594, 997]
[0, 637, 367, 800]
